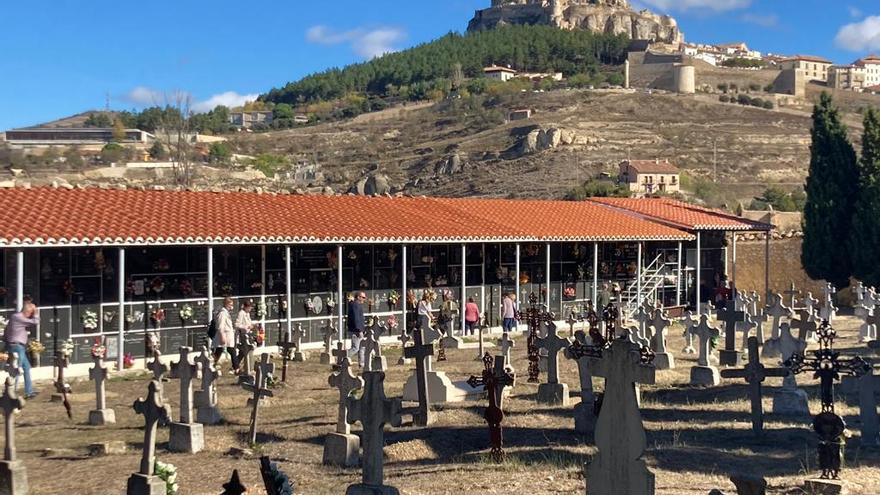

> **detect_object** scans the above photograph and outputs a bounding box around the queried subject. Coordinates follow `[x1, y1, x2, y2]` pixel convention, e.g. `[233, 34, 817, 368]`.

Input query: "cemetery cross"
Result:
[403, 327, 435, 426]
[716, 305, 746, 366]
[241, 354, 275, 445]
[345, 370, 402, 492]
[276, 326, 296, 382]
[467, 353, 516, 462]
[721, 336, 790, 435]
[0, 378, 23, 461]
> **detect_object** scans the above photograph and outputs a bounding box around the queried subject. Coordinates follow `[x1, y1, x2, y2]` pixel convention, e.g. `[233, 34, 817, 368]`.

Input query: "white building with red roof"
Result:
[618, 159, 680, 195]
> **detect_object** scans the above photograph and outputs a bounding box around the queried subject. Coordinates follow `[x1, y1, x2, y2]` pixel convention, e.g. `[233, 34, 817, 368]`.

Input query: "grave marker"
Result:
[291, 323, 308, 362]
[52, 353, 72, 419]
[3, 355, 20, 385]
[323, 352, 364, 467]
[681, 311, 697, 355]
[690, 315, 721, 386]
[276, 327, 296, 382]
[467, 354, 515, 462]
[345, 370, 402, 495]
[497, 332, 515, 363]
[194, 347, 222, 425]
[737, 313, 757, 352]
[403, 327, 435, 426]
[716, 306, 746, 366]
[856, 365, 879, 446]
[649, 309, 674, 370]
[147, 350, 169, 382]
[397, 327, 411, 365]
[361, 329, 386, 372]
[88, 355, 115, 425]
[168, 346, 204, 453]
[126, 380, 171, 495]
[535, 322, 571, 405]
[241, 354, 274, 446]
[0, 377, 27, 495]
[565, 330, 601, 433]
[320, 321, 336, 365]
[721, 337, 789, 436]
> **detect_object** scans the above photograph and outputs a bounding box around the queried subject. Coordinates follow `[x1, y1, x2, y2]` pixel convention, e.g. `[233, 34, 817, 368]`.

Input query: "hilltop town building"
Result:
[619, 159, 681, 195]
[854, 55, 880, 88]
[779, 55, 832, 83]
[229, 110, 274, 129]
[483, 66, 517, 81]
[3, 127, 154, 150]
[828, 65, 866, 90]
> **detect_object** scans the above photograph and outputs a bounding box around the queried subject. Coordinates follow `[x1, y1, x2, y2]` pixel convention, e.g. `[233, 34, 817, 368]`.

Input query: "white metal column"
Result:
[545, 243, 551, 309]
[515, 243, 521, 321]
[337, 245, 344, 341]
[15, 250, 24, 311]
[207, 247, 214, 318]
[117, 247, 125, 371]
[592, 242, 599, 309]
[636, 242, 643, 307]
[731, 234, 738, 295]
[461, 243, 467, 333]
[676, 241, 682, 307]
[696, 232, 702, 313]
[260, 245, 266, 330]
[764, 231, 770, 300]
[402, 245, 408, 331]
[285, 246, 292, 340]
[480, 243, 486, 327]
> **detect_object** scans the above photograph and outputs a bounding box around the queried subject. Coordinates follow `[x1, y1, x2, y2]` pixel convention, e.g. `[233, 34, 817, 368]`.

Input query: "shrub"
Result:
[748, 83, 761, 92]
[763, 100, 774, 110]
[719, 95, 730, 103]
[565, 179, 631, 200]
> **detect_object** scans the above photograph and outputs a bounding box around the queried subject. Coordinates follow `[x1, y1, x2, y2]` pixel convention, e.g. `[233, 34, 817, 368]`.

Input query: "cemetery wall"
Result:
[733, 237, 825, 297]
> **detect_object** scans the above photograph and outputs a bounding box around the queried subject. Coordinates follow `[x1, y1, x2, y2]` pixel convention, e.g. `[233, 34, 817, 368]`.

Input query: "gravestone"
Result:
[236, 336, 256, 386]
[791, 310, 819, 343]
[681, 311, 697, 355]
[247, 353, 275, 407]
[801, 292, 819, 318]
[147, 350, 169, 382]
[649, 309, 674, 370]
[633, 306, 651, 343]
[3, 355, 20, 386]
[769, 324, 810, 416]
[587, 338, 656, 495]
[721, 337, 789, 436]
[241, 354, 274, 445]
[0, 378, 27, 495]
[397, 328, 412, 365]
[859, 309, 878, 344]
[690, 315, 722, 386]
[737, 313, 757, 352]
[467, 354, 516, 462]
[403, 327, 435, 426]
[625, 326, 650, 348]
[820, 283, 837, 324]
[855, 365, 879, 446]
[535, 322, 571, 405]
[333, 341, 348, 369]
[497, 332, 515, 363]
[127, 380, 171, 495]
[730, 474, 768, 495]
[323, 352, 364, 467]
[194, 347, 222, 425]
[51, 353, 72, 419]
[88, 355, 115, 425]
[762, 295, 793, 359]
[320, 321, 336, 365]
[345, 371, 402, 495]
[361, 329, 387, 372]
[717, 306, 746, 366]
[565, 330, 598, 433]
[784, 281, 800, 307]
[168, 346, 204, 453]
[276, 327, 296, 382]
[292, 323, 308, 362]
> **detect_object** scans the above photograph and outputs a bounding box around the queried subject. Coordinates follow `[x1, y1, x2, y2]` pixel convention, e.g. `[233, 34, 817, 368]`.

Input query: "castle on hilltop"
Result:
[468, 0, 683, 45]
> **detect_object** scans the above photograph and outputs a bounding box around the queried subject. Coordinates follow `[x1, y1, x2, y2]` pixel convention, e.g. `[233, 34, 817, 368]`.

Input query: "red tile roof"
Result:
[588, 198, 772, 232]
[0, 188, 693, 247]
[620, 159, 680, 175]
[782, 54, 832, 64]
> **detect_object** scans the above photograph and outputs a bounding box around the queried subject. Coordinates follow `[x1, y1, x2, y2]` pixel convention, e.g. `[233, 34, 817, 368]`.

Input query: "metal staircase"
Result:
[620, 253, 673, 319]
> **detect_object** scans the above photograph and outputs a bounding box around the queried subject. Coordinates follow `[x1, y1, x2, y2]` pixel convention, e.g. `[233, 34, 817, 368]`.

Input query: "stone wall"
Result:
[733, 237, 825, 298]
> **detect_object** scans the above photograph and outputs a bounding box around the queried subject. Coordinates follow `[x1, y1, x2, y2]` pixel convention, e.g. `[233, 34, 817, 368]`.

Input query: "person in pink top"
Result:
[464, 297, 480, 336]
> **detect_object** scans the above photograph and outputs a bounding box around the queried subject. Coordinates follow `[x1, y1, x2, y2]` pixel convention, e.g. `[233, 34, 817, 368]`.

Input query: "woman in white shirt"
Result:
[417, 290, 436, 332]
[212, 297, 238, 370]
[235, 300, 255, 341]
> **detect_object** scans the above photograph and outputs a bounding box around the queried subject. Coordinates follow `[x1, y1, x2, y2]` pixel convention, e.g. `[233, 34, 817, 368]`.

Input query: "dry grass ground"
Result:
[17, 315, 880, 494]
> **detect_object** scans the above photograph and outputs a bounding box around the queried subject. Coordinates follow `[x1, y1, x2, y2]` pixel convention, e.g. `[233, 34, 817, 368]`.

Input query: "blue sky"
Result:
[1, 0, 879, 131]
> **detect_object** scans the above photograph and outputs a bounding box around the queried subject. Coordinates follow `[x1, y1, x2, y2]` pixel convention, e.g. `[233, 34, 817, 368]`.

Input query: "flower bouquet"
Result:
[179, 304, 194, 322]
[150, 277, 165, 295]
[123, 352, 134, 369]
[150, 308, 166, 328]
[125, 311, 144, 325]
[81, 310, 99, 332]
[563, 285, 576, 299]
[102, 310, 116, 324]
[90, 337, 106, 359]
[388, 290, 400, 310]
[154, 461, 178, 495]
[387, 314, 399, 331]
[255, 325, 266, 346]
[60, 339, 74, 357]
[26, 341, 44, 362]
[256, 301, 267, 319]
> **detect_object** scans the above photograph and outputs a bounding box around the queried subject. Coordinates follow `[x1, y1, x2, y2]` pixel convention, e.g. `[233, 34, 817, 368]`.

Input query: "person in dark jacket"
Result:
[347, 291, 367, 366]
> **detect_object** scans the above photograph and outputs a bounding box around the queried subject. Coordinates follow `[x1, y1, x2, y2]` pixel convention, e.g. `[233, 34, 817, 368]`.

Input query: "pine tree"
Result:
[849, 108, 880, 287]
[801, 92, 859, 288]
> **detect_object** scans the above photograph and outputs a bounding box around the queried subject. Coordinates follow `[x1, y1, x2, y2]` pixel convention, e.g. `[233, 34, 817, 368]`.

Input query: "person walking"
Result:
[417, 290, 436, 333]
[501, 292, 517, 333]
[3, 302, 39, 398]
[347, 291, 367, 366]
[235, 300, 255, 344]
[464, 297, 480, 336]
[212, 297, 238, 371]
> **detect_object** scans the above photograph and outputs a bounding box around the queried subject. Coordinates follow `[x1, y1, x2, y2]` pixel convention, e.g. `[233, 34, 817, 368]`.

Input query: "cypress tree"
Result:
[801, 92, 859, 288]
[849, 108, 880, 287]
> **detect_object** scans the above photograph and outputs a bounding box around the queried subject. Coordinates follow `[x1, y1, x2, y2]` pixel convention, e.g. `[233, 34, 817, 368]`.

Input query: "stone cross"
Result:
[361, 329, 385, 372]
[775, 323, 807, 387]
[587, 338, 656, 495]
[497, 332, 515, 363]
[721, 337, 790, 436]
[633, 306, 651, 341]
[345, 371, 402, 492]
[467, 354, 516, 462]
[857, 365, 879, 446]
[291, 323, 307, 362]
[403, 327, 435, 426]
[241, 355, 274, 445]
[132, 381, 172, 475]
[536, 322, 570, 385]
[565, 330, 598, 433]
[716, 306, 746, 366]
[254, 353, 275, 390]
[820, 283, 837, 323]
[321, 321, 336, 364]
[4, 354, 21, 384]
[752, 309, 769, 346]
[765, 294, 793, 341]
[791, 310, 819, 343]
[855, 282, 866, 306]
[784, 281, 800, 307]
[328, 354, 363, 435]
[397, 328, 412, 365]
[681, 311, 697, 355]
[170, 346, 200, 424]
[0, 378, 23, 461]
[649, 309, 674, 369]
[147, 350, 169, 381]
[691, 315, 721, 368]
[801, 293, 819, 317]
[737, 312, 757, 351]
[88, 355, 115, 425]
[332, 341, 348, 369]
[195, 347, 221, 424]
[53, 352, 72, 419]
[276, 328, 296, 382]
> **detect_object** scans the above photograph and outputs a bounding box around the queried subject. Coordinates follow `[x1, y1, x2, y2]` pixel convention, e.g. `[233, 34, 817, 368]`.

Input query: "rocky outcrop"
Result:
[518, 127, 594, 155]
[468, 0, 683, 45]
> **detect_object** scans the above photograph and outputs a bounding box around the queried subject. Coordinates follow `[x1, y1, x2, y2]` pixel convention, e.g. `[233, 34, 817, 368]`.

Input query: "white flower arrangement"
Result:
[81, 310, 99, 331]
[154, 461, 179, 495]
[125, 311, 144, 324]
[256, 301, 268, 319]
[179, 304, 194, 321]
[60, 339, 74, 357]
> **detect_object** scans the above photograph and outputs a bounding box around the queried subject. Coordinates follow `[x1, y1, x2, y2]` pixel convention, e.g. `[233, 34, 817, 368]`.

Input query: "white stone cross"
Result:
[649, 309, 671, 354]
[321, 321, 336, 356]
[625, 326, 650, 348]
[633, 306, 651, 341]
[765, 293, 793, 341]
[681, 311, 697, 355]
[4, 353, 21, 384]
[536, 322, 571, 384]
[147, 350, 170, 381]
[587, 338, 656, 495]
[774, 323, 806, 389]
[737, 312, 757, 351]
[361, 329, 385, 372]
[564, 330, 596, 433]
[691, 315, 721, 367]
[328, 354, 363, 435]
[820, 283, 837, 323]
[801, 293, 819, 317]
[0, 377, 24, 461]
[292, 323, 305, 352]
[857, 366, 880, 446]
[855, 281, 866, 307]
[132, 380, 172, 475]
[497, 332, 516, 363]
[749, 291, 761, 317]
[89, 355, 110, 412]
[254, 353, 275, 390]
[403, 327, 435, 426]
[346, 371, 402, 491]
[195, 347, 219, 408]
[170, 346, 200, 424]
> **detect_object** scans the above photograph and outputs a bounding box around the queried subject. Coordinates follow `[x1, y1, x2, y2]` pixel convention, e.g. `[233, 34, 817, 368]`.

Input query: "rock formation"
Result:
[467, 0, 684, 45]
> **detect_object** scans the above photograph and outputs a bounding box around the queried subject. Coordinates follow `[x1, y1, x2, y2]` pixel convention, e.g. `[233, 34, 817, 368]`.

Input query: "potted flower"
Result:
[388, 290, 400, 311]
[91, 337, 106, 359]
[81, 310, 98, 332]
[26, 341, 45, 362]
[154, 461, 179, 495]
[179, 304, 194, 324]
[387, 314, 399, 331]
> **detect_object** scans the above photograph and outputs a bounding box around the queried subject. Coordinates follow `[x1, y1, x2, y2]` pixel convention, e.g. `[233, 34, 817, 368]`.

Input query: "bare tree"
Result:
[155, 91, 195, 187]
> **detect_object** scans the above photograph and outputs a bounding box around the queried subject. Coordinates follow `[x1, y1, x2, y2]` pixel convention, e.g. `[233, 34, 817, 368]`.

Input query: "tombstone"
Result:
[88, 355, 116, 425]
[730, 474, 768, 495]
[320, 321, 336, 365]
[241, 354, 274, 446]
[260, 456, 294, 495]
[767, 324, 811, 416]
[194, 347, 222, 425]
[168, 346, 204, 453]
[3, 355, 21, 388]
[236, 336, 256, 386]
[721, 337, 790, 436]
[681, 311, 697, 355]
[784, 281, 800, 308]
[716, 306, 746, 366]
[801, 292, 819, 318]
[790, 310, 819, 343]
[247, 353, 275, 407]
[648, 309, 674, 370]
[762, 295, 793, 359]
[403, 327, 435, 426]
[565, 331, 598, 434]
[397, 328, 412, 366]
[633, 306, 651, 343]
[737, 313, 758, 352]
[0, 378, 27, 495]
[467, 354, 516, 462]
[361, 329, 387, 372]
[147, 350, 170, 382]
[859, 310, 878, 344]
[625, 326, 649, 348]
[535, 322, 571, 406]
[345, 371, 402, 495]
[752, 309, 770, 347]
[586, 338, 656, 495]
[497, 332, 515, 363]
[291, 323, 308, 362]
[276, 327, 296, 382]
[856, 365, 880, 446]
[127, 381, 171, 495]
[323, 352, 364, 467]
[820, 283, 837, 324]
[402, 327, 481, 403]
[51, 353, 72, 419]
[332, 341, 348, 369]
[690, 315, 722, 386]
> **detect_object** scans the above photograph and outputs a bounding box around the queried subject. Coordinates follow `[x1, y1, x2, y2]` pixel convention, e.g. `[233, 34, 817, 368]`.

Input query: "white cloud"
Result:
[849, 6, 863, 19]
[124, 86, 165, 106]
[740, 12, 778, 28]
[306, 25, 406, 59]
[192, 91, 259, 113]
[835, 16, 880, 52]
[639, 0, 751, 12]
